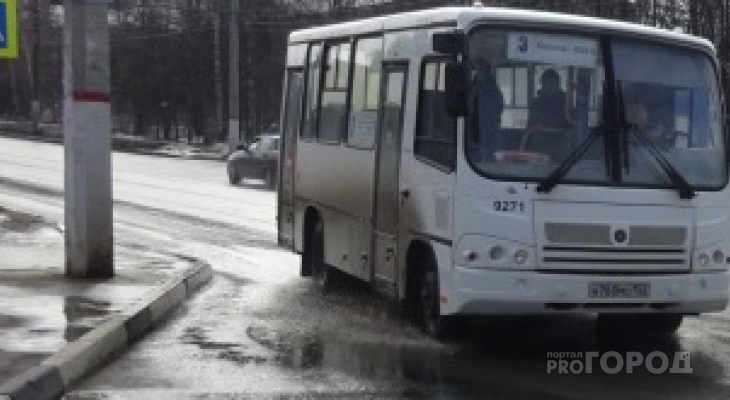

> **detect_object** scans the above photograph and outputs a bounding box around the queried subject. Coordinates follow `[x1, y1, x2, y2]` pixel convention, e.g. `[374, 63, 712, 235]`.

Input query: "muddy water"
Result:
[0, 208, 196, 385]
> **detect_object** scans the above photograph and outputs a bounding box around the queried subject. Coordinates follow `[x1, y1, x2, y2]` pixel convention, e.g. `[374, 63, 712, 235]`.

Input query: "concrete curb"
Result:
[0, 261, 213, 400]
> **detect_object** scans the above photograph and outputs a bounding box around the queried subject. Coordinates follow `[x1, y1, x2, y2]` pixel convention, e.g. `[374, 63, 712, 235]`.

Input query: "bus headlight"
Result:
[514, 249, 529, 265]
[697, 252, 710, 267]
[693, 246, 729, 271]
[693, 240, 730, 271]
[713, 250, 725, 265]
[489, 245, 506, 261]
[456, 235, 534, 269]
[463, 250, 479, 263]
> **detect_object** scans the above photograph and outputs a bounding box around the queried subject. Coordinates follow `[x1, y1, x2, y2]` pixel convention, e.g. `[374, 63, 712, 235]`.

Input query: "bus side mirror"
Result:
[445, 62, 468, 117]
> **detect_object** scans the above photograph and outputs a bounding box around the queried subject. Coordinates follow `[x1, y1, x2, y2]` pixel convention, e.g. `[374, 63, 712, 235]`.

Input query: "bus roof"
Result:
[289, 6, 714, 52]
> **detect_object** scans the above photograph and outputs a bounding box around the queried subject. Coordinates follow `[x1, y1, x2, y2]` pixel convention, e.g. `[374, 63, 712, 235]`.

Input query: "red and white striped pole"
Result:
[63, 0, 113, 278]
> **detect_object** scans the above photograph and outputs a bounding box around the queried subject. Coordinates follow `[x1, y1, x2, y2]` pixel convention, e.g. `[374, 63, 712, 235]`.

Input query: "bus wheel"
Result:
[635, 314, 683, 334]
[264, 169, 276, 190]
[300, 220, 312, 277]
[227, 165, 241, 185]
[419, 264, 456, 340]
[309, 220, 334, 293]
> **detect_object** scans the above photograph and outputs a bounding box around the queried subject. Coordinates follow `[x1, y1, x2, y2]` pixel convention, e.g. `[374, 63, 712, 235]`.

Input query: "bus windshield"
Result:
[466, 29, 725, 191]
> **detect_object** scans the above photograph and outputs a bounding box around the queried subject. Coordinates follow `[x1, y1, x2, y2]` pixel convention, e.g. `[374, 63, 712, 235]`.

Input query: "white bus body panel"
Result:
[294, 140, 376, 281]
[450, 268, 729, 314]
[296, 141, 375, 220]
[290, 7, 712, 51]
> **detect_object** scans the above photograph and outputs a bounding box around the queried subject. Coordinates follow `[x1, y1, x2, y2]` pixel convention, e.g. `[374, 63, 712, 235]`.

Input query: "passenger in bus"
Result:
[470, 58, 504, 161]
[522, 69, 572, 159]
[527, 69, 572, 131]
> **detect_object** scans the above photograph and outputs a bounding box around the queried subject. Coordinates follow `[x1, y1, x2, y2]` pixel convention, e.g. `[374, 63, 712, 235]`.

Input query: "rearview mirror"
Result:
[445, 62, 468, 117]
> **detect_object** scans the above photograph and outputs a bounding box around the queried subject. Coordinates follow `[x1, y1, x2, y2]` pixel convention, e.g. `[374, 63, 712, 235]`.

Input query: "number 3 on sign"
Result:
[493, 200, 526, 213]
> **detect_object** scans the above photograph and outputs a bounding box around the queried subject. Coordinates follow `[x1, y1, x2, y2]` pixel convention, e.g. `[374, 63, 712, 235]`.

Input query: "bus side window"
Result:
[415, 60, 456, 170]
[347, 36, 383, 149]
[302, 43, 322, 140]
[319, 42, 350, 143]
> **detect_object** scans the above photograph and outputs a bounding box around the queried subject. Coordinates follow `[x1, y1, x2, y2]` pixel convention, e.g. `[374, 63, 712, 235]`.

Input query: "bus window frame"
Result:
[345, 34, 385, 151]
[414, 55, 458, 174]
[300, 41, 324, 142]
[317, 39, 353, 145]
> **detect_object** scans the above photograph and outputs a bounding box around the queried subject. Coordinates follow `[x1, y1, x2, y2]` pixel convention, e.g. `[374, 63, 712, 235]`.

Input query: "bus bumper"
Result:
[449, 267, 729, 315]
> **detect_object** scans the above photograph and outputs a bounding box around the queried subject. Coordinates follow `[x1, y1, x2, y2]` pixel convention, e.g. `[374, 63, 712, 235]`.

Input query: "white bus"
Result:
[277, 6, 729, 338]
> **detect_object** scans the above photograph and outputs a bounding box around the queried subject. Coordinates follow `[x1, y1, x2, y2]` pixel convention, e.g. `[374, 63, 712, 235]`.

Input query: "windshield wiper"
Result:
[536, 128, 603, 194]
[627, 128, 696, 200]
[617, 84, 630, 175]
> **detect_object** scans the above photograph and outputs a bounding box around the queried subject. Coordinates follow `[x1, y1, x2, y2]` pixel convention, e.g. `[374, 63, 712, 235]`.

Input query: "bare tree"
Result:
[3, 0, 728, 142]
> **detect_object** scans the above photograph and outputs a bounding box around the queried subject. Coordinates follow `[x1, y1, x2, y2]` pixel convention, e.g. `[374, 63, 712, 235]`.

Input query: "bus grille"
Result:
[539, 223, 690, 272]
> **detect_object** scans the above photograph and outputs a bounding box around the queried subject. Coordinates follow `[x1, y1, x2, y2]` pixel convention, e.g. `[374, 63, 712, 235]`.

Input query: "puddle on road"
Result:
[176, 322, 556, 398]
[180, 326, 267, 366]
[246, 325, 324, 369]
[174, 317, 728, 399]
[0, 221, 192, 353]
[181, 326, 241, 351]
[0, 294, 122, 353]
[63, 296, 117, 341]
[64, 296, 114, 318]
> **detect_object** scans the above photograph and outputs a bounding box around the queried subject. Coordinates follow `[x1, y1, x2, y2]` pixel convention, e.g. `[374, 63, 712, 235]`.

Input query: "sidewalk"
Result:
[0, 120, 228, 161]
[0, 207, 212, 399]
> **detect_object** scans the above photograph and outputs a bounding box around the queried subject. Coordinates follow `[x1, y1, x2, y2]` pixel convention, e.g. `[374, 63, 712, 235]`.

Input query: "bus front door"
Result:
[373, 63, 407, 296]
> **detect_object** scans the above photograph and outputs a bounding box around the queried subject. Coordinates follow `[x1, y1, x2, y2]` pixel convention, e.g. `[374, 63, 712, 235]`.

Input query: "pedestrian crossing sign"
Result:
[0, 0, 18, 59]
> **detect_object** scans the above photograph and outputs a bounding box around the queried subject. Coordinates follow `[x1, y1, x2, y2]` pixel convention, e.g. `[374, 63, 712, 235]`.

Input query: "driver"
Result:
[625, 100, 675, 149]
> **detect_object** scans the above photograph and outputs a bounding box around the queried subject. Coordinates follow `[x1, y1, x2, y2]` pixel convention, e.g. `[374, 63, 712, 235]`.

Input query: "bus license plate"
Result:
[588, 282, 651, 299]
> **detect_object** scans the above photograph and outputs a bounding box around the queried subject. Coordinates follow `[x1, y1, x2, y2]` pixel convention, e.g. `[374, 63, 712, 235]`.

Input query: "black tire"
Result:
[642, 314, 684, 334]
[308, 220, 335, 293]
[300, 228, 312, 277]
[227, 164, 241, 185]
[419, 262, 458, 340]
[597, 314, 683, 337]
[300, 217, 314, 277]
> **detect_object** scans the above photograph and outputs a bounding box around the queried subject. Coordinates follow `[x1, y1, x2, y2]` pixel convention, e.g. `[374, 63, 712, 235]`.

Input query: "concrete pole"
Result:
[63, 0, 114, 279]
[228, 0, 240, 148]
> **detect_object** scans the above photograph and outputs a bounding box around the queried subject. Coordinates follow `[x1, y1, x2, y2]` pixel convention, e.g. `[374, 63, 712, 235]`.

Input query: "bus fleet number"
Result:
[493, 200, 526, 213]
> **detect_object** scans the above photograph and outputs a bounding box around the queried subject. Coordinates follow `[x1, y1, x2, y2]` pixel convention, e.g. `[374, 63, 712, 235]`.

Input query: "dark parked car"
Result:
[226, 134, 280, 189]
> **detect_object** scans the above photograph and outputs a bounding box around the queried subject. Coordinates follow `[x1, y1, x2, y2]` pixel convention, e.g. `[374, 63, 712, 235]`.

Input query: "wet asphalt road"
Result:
[1, 137, 730, 399]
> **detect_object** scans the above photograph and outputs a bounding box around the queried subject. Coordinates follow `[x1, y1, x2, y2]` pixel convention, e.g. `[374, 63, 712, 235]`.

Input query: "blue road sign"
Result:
[0, 4, 7, 49]
[0, 0, 17, 59]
